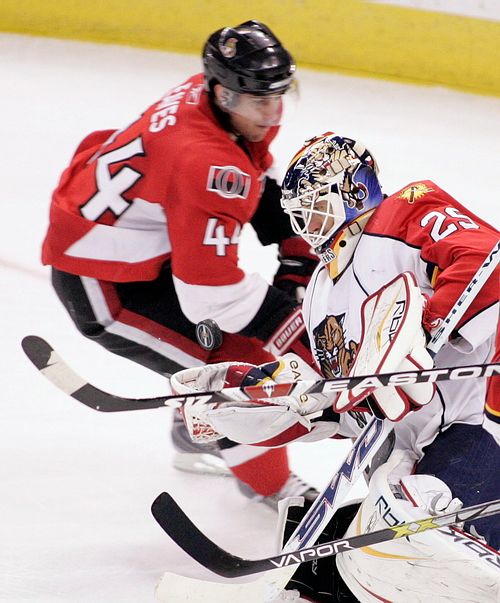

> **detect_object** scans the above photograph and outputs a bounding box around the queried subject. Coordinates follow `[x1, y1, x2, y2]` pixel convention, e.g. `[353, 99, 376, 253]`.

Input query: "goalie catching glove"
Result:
[171, 354, 340, 446]
[335, 272, 435, 421]
[172, 272, 436, 446]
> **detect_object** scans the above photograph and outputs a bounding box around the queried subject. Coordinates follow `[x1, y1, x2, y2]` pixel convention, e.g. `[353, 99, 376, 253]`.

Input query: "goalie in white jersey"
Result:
[171, 133, 499, 601]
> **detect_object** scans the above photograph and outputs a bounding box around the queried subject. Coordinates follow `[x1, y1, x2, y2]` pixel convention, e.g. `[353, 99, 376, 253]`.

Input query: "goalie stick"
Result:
[20, 335, 498, 412]
[152, 242, 499, 600]
[275, 241, 500, 569]
[427, 239, 499, 354]
[151, 492, 500, 578]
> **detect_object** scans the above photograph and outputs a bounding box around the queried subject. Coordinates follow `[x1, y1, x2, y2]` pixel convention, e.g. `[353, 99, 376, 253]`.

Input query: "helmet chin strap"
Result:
[316, 209, 376, 279]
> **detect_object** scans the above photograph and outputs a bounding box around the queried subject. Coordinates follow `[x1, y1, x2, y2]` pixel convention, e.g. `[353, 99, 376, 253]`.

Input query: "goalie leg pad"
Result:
[336, 450, 500, 603]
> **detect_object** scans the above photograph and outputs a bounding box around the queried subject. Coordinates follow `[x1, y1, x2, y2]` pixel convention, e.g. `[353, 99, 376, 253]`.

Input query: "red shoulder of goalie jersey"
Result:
[364, 180, 499, 336]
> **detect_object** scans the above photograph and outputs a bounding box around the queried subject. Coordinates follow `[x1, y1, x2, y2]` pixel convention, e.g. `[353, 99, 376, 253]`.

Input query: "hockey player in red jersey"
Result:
[41, 21, 320, 506]
[172, 133, 499, 601]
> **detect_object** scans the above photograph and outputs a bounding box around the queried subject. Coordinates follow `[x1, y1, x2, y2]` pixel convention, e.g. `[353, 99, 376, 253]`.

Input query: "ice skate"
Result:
[237, 471, 320, 511]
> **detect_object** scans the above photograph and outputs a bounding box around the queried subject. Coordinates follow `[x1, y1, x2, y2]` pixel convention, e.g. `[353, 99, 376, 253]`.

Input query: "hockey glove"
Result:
[273, 237, 319, 303]
[334, 272, 435, 421]
[170, 354, 339, 446]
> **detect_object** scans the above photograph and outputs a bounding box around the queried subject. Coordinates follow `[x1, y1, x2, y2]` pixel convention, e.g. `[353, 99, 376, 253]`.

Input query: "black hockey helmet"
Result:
[203, 20, 295, 96]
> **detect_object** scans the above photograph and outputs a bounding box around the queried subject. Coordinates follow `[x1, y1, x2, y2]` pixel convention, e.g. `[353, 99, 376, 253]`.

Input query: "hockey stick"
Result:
[427, 239, 499, 354]
[20, 335, 498, 412]
[151, 492, 500, 578]
[22, 245, 499, 413]
[267, 239, 500, 595]
[152, 242, 499, 598]
[280, 241, 500, 556]
[20, 335, 180, 412]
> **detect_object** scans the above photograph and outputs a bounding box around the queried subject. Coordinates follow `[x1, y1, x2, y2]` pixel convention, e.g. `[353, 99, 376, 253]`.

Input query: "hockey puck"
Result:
[195, 319, 223, 351]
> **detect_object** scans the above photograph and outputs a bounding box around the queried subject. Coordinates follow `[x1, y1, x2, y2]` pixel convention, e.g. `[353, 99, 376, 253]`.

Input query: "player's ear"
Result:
[213, 83, 223, 101]
[213, 84, 236, 112]
[213, 84, 225, 108]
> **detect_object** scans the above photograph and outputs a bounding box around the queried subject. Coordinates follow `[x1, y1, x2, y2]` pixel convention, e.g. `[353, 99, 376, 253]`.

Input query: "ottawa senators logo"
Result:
[219, 36, 238, 58]
[313, 313, 357, 378]
[207, 165, 251, 199]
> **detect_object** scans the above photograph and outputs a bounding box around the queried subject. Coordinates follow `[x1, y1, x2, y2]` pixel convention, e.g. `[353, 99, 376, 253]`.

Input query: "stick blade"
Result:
[155, 571, 273, 603]
[21, 335, 53, 369]
[21, 335, 169, 412]
[151, 492, 261, 578]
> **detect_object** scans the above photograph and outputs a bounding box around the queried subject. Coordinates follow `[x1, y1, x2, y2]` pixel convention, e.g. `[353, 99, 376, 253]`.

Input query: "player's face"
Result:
[214, 85, 284, 142]
[307, 199, 337, 238]
[228, 110, 274, 142]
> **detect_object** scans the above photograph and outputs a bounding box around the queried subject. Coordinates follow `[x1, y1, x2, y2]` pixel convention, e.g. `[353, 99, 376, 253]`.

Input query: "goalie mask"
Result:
[281, 133, 383, 277]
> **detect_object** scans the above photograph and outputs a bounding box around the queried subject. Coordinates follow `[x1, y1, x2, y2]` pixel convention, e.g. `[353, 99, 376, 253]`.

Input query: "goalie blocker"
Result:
[334, 272, 435, 421]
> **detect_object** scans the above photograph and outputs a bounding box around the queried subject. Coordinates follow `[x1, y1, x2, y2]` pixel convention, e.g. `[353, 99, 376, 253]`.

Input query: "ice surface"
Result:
[1, 32, 498, 602]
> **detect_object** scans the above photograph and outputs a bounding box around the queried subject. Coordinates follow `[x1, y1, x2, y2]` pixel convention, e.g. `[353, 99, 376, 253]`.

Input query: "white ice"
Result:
[0, 33, 499, 603]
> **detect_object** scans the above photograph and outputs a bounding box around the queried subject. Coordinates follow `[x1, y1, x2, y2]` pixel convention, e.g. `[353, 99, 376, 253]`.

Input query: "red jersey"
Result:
[42, 74, 277, 286]
[363, 181, 499, 337]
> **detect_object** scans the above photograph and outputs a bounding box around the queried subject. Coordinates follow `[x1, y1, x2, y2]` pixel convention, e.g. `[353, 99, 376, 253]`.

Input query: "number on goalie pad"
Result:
[335, 272, 435, 421]
[170, 355, 339, 446]
[336, 450, 500, 603]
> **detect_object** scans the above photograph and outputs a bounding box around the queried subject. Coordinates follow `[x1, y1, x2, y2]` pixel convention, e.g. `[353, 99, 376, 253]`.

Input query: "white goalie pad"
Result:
[344, 272, 425, 382]
[155, 569, 293, 603]
[171, 362, 255, 394]
[335, 272, 434, 420]
[204, 404, 317, 446]
[336, 451, 500, 602]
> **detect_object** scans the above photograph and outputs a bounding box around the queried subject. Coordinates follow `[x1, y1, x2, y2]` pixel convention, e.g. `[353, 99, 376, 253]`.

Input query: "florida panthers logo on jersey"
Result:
[313, 313, 357, 378]
[398, 182, 434, 204]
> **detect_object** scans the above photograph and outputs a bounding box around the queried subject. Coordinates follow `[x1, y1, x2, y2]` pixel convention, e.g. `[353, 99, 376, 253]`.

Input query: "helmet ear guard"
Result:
[217, 87, 239, 110]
